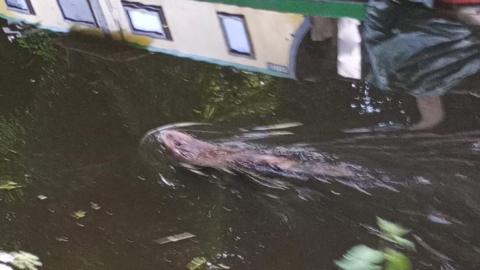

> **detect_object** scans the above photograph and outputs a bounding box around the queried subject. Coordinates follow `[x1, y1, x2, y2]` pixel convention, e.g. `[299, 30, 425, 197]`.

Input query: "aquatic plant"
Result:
[0, 250, 42, 270]
[196, 70, 278, 122]
[16, 31, 58, 63]
[335, 218, 414, 270]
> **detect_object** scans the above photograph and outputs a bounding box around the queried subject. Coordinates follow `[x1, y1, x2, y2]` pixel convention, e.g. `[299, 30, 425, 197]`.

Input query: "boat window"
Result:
[122, 1, 172, 40]
[57, 0, 97, 25]
[5, 0, 34, 14]
[218, 13, 254, 58]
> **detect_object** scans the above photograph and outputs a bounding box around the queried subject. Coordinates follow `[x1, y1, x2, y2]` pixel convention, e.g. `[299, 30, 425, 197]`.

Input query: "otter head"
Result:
[158, 129, 216, 164]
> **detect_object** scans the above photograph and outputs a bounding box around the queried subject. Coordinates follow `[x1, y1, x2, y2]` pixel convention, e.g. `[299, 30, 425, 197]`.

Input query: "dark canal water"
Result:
[1, 30, 480, 269]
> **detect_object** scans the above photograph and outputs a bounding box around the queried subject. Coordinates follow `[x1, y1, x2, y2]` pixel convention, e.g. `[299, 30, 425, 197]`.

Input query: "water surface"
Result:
[0, 31, 480, 270]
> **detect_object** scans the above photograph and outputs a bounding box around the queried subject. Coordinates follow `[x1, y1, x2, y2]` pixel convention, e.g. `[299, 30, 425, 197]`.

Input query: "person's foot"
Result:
[410, 96, 445, 131]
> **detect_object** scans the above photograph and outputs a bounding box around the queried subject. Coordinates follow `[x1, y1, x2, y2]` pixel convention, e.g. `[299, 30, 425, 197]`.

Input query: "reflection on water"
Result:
[0, 1, 480, 269]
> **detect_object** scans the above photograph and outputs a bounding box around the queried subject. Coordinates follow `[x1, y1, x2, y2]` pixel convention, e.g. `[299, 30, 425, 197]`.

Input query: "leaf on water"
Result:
[36, 195, 47, 201]
[384, 249, 412, 270]
[186, 257, 206, 270]
[0, 181, 22, 191]
[377, 217, 409, 237]
[335, 245, 384, 270]
[71, 210, 87, 219]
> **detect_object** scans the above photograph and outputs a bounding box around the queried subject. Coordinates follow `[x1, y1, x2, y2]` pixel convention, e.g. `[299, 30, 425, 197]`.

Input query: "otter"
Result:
[157, 129, 358, 181]
[139, 127, 398, 192]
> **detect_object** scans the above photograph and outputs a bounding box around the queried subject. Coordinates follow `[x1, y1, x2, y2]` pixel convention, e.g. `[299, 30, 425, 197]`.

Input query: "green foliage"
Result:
[377, 218, 415, 251]
[197, 72, 278, 122]
[335, 245, 384, 270]
[377, 218, 409, 237]
[335, 218, 415, 270]
[16, 31, 58, 63]
[384, 249, 412, 270]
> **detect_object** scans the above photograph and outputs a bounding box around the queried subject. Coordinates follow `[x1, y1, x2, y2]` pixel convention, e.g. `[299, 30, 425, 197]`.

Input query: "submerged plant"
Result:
[335, 218, 414, 270]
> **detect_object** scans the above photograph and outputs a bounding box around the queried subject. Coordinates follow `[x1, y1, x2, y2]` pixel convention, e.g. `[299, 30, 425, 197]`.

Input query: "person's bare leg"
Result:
[410, 96, 445, 131]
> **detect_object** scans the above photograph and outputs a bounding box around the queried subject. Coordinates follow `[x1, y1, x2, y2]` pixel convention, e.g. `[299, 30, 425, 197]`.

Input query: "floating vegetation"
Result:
[0, 181, 22, 191]
[335, 218, 414, 270]
[0, 250, 42, 270]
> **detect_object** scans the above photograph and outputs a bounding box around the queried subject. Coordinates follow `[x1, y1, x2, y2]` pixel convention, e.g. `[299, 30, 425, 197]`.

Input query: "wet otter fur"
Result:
[158, 129, 356, 181]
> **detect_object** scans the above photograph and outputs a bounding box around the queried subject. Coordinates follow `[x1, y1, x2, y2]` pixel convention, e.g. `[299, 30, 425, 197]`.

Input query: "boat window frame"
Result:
[121, 1, 172, 41]
[217, 12, 255, 59]
[56, 0, 98, 26]
[5, 0, 35, 15]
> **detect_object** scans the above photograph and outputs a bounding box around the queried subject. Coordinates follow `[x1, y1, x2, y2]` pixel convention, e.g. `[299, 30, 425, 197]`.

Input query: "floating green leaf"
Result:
[384, 249, 412, 270]
[335, 245, 384, 270]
